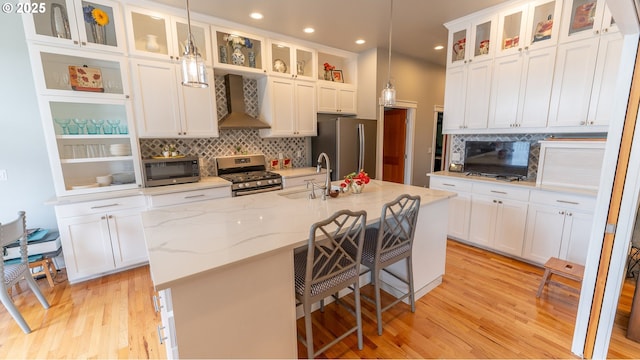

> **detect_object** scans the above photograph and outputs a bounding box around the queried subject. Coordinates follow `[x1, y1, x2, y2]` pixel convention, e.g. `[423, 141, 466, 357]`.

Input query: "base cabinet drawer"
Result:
[148, 187, 231, 208]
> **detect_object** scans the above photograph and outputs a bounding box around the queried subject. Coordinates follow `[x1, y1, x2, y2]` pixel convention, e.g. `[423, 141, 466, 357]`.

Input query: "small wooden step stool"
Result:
[536, 257, 585, 298]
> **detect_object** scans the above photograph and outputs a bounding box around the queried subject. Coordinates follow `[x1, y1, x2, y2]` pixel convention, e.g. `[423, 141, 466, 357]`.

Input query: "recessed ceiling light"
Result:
[303, 27, 315, 34]
[355, 39, 366, 45]
[434, 45, 444, 50]
[250, 12, 263, 20]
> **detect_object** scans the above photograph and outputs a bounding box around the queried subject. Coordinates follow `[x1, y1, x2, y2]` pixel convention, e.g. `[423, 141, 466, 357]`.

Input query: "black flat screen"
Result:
[464, 141, 530, 177]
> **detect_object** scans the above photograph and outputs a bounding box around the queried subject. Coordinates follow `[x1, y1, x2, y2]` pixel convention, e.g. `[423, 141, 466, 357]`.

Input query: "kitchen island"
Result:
[141, 180, 455, 358]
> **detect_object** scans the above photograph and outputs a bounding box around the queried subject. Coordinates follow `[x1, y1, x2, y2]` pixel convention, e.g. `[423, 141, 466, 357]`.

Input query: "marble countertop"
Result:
[429, 171, 598, 197]
[141, 180, 456, 289]
[48, 177, 231, 205]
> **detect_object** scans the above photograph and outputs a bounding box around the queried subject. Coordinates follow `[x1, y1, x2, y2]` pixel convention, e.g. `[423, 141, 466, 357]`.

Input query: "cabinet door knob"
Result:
[580, 121, 586, 125]
[493, 199, 497, 203]
[170, 56, 174, 60]
[559, 211, 565, 215]
[81, 42, 87, 46]
[73, 40, 79, 45]
[603, 28, 609, 33]
[595, 30, 600, 35]
[567, 212, 573, 216]
[101, 216, 106, 220]
[125, 95, 130, 99]
[518, 48, 523, 52]
[524, 46, 529, 50]
[108, 215, 113, 219]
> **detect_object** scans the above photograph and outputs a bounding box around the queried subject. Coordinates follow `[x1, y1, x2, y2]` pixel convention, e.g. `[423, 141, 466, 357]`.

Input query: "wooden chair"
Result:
[1, 211, 50, 333]
[293, 209, 367, 359]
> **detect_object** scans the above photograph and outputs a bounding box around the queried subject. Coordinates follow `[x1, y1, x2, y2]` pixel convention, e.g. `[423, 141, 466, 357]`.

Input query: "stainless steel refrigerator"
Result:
[312, 115, 377, 181]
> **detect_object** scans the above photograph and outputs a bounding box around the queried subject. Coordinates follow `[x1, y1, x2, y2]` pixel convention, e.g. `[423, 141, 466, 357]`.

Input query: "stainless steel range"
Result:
[215, 154, 282, 197]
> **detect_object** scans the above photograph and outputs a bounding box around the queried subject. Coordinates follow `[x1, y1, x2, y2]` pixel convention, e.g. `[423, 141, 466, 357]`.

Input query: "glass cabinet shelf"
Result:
[213, 29, 265, 75]
[34, 45, 129, 99]
[61, 155, 133, 164]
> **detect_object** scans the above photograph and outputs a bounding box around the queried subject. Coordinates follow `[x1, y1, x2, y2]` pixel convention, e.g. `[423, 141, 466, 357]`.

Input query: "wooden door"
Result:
[383, 108, 406, 183]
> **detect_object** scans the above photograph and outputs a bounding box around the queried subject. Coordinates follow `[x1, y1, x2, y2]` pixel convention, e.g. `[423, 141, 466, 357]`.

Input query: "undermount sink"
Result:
[277, 188, 313, 200]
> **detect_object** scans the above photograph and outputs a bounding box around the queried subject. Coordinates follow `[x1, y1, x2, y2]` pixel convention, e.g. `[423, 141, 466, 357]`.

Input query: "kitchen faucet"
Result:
[316, 152, 331, 198]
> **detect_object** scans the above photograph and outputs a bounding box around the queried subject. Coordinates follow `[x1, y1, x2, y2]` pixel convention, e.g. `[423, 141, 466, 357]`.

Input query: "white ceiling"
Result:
[151, 0, 511, 67]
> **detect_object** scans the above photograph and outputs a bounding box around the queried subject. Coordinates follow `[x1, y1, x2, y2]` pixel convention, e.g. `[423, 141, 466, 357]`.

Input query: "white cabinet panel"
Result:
[443, 66, 467, 131]
[523, 203, 565, 263]
[58, 213, 115, 278]
[464, 61, 493, 130]
[587, 33, 624, 126]
[130, 59, 218, 138]
[548, 38, 599, 127]
[428, 177, 472, 241]
[493, 198, 528, 256]
[259, 77, 317, 137]
[108, 209, 148, 268]
[469, 194, 496, 247]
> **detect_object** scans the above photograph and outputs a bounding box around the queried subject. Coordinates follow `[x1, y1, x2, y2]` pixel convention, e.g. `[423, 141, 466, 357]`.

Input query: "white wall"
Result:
[0, 13, 57, 229]
[357, 48, 378, 120]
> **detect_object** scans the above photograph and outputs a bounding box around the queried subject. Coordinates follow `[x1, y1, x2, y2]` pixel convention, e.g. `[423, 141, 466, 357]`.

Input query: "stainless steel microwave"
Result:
[142, 156, 200, 187]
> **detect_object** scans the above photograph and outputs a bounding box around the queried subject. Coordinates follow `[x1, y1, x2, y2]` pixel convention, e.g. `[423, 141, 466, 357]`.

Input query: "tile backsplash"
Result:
[139, 75, 310, 177]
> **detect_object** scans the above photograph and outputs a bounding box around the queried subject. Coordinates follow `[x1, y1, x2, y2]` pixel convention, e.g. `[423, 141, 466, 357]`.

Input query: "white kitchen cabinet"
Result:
[22, 0, 126, 53]
[547, 38, 599, 127]
[28, 44, 130, 99]
[212, 27, 266, 76]
[317, 82, 357, 115]
[155, 289, 178, 359]
[125, 5, 212, 66]
[586, 32, 624, 126]
[258, 77, 317, 137]
[429, 177, 472, 241]
[443, 59, 493, 132]
[559, 0, 618, 44]
[130, 58, 218, 138]
[488, 46, 555, 129]
[468, 183, 529, 256]
[55, 196, 148, 283]
[548, 31, 622, 129]
[39, 96, 143, 196]
[523, 190, 596, 265]
[446, 13, 497, 68]
[495, 0, 562, 58]
[268, 40, 316, 81]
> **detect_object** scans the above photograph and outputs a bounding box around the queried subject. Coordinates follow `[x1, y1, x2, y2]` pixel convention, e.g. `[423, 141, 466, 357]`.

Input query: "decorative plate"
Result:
[273, 59, 287, 73]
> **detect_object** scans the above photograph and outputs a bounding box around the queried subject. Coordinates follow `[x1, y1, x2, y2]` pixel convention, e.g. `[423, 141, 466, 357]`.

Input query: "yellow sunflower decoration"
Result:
[83, 5, 109, 26]
[92, 8, 109, 26]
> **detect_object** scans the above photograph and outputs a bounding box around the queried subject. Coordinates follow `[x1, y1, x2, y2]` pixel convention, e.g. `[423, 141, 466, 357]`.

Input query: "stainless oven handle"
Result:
[235, 187, 281, 196]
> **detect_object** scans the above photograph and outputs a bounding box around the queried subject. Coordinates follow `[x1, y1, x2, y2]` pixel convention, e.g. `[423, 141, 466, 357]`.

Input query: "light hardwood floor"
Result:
[1, 240, 639, 358]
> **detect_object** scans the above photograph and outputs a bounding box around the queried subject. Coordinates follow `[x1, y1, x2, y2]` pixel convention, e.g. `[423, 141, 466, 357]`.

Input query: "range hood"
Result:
[218, 74, 270, 130]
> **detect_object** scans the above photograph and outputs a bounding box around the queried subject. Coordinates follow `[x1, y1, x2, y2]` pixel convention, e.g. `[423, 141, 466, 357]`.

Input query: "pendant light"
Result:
[181, 0, 208, 88]
[381, 0, 396, 107]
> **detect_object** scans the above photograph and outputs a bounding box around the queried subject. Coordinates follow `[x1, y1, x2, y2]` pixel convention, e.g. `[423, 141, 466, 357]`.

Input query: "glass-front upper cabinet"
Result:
[496, 0, 563, 57]
[268, 40, 315, 81]
[213, 27, 265, 75]
[171, 17, 212, 67]
[22, 0, 125, 53]
[124, 6, 211, 64]
[40, 96, 142, 196]
[446, 14, 496, 67]
[559, 0, 618, 43]
[30, 44, 129, 100]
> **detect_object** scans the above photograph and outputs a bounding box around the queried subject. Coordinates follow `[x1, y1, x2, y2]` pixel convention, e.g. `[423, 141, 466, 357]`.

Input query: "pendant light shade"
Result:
[181, 0, 208, 88]
[381, 0, 396, 106]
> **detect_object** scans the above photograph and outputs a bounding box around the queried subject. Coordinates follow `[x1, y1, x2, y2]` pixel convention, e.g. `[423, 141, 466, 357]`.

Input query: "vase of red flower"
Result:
[323, 62, 335, 81]
[341, 170, 370, 194]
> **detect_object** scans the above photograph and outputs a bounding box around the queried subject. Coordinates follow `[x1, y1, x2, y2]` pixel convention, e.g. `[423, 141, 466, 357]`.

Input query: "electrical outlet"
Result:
[451, 152, 461, 162]
[0, 169, 7, 181]
[297, 150, 302, 158]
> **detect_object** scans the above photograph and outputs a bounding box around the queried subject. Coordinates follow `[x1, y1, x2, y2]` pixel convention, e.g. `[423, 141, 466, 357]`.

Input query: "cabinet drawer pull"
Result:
[90, 203, 120, 209]
[157, 325, 167, 344]
[184, 194, 205, 199]
[490, 190, 507, 194]
[441, 183, 456, 187]
[556, 200, 579, 205]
